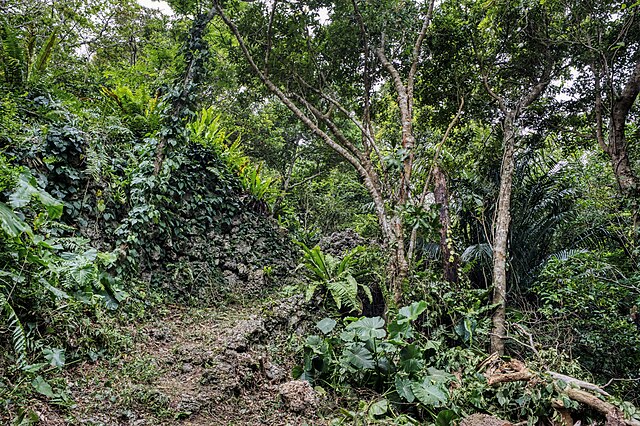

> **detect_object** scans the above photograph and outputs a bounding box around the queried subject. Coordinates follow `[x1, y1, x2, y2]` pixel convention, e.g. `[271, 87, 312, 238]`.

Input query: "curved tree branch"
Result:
[214, 1, 392, 237]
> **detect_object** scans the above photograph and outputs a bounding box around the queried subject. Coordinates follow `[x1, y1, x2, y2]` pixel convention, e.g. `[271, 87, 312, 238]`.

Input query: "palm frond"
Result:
[421, 242, 440, 260]
[461, 243, 492, 263]
[548, 248, 589, 262]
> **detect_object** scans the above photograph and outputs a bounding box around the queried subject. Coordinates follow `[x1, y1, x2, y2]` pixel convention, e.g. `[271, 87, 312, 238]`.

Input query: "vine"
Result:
[115, 12, 216, 272]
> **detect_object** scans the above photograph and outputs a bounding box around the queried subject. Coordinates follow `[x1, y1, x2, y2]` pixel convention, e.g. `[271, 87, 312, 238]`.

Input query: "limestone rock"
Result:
[264, 295, 309, 332]
[265, 361, 286, 382]
[278, 380, 318, 413]
[319, 229, 366, 257]
[460, 414, 513, 426]
[226, 317, 266, 352]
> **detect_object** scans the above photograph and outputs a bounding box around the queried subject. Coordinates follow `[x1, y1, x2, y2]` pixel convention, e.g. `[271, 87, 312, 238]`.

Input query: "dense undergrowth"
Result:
[2, 1, 640, 425]
[0, 13, 293, 420]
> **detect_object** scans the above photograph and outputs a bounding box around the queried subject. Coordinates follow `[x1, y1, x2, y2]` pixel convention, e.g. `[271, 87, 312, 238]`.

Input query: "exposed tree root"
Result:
[482, 355, 640, 426]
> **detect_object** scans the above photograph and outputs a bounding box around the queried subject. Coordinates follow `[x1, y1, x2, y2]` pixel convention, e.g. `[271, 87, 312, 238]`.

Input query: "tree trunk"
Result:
[595, 58, 640, 198]
[388, 214, 409, 305]
[433, 165, 458, 283]
[491, 113, 517, 355]
[608, 141, 638, 197]
[609, 99, 639, 197]
[153, 12, 214, 176]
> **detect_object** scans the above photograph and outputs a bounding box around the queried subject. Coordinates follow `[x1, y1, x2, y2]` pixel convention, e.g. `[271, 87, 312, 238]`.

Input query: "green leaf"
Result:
[21, 363, 47, 373]
[0, 202, 31, 238]
[424, 340, 440, 351]
[2, 296, 28, 368]
[291, 365, 304, 379]
[98, 290, 119, 310]
[9, 173, 63, 219]
[305, 335, 328, 355]
[399, 344, 424, 373]
[397, 300, 428, 324]
[454, 317, 477, 344]
[345, 316, 386, 341]
[368, 399, 388, 417]
[388, 319, 413, 340]
[426, 367, 455, 384]
[305, 282, 319, 301]
[43, 348, 65, 368]
[360, 284, 373, 304]
[326, 277, 360, 312]
[411, 378, 448, 407]
[339, 329, 357, 342]
[42, 280, 69, 299]
[316, 317, 337, 334]
[71, 265, 95, 287]
[344, 344, 374, 369]
[31, 376, 55, 398]
[436, 409, 458, 426]
[13, 407, 40, 425]
[395, 376, 415, 402]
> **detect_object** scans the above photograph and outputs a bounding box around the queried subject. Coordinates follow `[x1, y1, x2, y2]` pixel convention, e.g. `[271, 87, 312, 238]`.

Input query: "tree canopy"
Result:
[1, 0, 640, 424]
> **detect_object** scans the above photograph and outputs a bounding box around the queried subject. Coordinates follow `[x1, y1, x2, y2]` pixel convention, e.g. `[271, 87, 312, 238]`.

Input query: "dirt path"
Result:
[37, 298, 323, 425]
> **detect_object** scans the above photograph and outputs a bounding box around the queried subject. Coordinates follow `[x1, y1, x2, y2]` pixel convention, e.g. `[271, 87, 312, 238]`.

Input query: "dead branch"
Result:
[483, 360, 639, 426]
[603, 376, 640, 389]
[550, 372, 610, 397]
[565, 388, 640, 426]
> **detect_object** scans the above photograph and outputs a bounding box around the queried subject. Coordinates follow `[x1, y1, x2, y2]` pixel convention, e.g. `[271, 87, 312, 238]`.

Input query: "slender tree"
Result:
[569, 1, 640, 198]
[471, 0, 565, 354]
[212, 0, 463, 302]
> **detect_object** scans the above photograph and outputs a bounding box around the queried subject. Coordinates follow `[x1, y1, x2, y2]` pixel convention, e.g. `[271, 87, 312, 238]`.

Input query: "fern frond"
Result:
[548, 248, 588, 262]
[29, 28, 57, 80]
[305, 281, 319, 302]
[1, 294, 28, 368]
[360, 284, 373, 304]
[327, 276, 360, 313]
[0, 23, 25, 86]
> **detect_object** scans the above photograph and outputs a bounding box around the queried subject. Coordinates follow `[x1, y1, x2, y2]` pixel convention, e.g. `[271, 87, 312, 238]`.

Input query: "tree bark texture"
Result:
[490, 113, 516, 355]
[433, 165, 458, 283]
[388, 215, 409, 304]
[595, 59, 640, 197]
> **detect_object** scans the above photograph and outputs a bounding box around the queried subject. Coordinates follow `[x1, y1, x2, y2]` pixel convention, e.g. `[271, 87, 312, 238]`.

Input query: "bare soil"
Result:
[29, 302, 325, 425]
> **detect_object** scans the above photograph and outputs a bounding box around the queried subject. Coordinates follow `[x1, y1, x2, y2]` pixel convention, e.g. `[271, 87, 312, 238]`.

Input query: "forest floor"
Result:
[29, 297, 326, 425]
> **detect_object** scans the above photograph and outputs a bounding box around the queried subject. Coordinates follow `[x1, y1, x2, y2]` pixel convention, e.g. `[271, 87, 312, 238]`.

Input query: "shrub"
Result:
[529, 250, 640, 399]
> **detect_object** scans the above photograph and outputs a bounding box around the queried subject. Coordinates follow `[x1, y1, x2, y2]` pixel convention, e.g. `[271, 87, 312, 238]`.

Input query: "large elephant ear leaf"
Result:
[344, 344, 374, 369]
[410, 378, 448, 407]
[397, 300, 428, 324]
[395, 376, 415, 403]
[346, 316, 386, 340]
[9, 172, 63, 219]
[368, 398, 388, 417]
[0, 202, 31, 237]
[316, 317, 337, 335]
